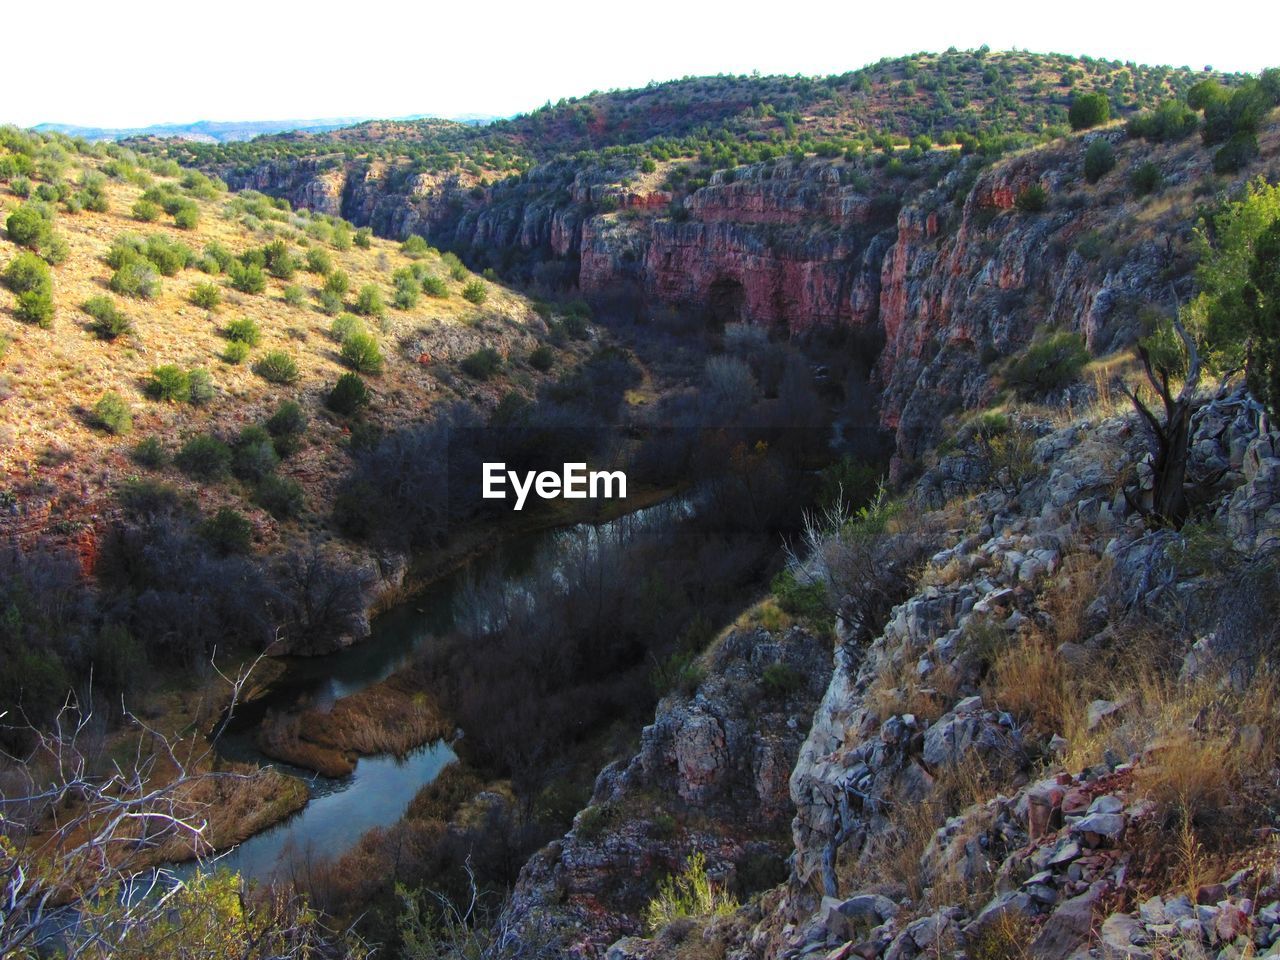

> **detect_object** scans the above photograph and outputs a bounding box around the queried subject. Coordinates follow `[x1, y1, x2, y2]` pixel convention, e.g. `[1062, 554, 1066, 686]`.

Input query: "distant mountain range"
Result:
[31, 114, 501, 143]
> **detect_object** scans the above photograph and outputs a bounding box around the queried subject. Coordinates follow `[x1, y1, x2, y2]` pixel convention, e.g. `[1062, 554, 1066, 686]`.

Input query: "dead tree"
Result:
[0, 656, 356, 959]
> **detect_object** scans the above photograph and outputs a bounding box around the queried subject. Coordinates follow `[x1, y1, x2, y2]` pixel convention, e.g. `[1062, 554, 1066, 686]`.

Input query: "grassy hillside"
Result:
[154, 50, 1242, 179]
[0, 129, 577, 556]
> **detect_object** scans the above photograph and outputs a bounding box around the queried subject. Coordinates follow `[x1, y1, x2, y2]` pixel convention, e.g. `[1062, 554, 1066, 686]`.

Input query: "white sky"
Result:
[4, 0, 1277, 128]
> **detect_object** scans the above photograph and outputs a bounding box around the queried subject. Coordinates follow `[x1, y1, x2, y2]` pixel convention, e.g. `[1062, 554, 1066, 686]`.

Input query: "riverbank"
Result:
[256, 661, 453, 777]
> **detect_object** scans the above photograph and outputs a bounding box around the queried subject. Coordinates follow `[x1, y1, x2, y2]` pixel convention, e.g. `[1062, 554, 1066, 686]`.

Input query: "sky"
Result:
[4, 0, 1278, 128]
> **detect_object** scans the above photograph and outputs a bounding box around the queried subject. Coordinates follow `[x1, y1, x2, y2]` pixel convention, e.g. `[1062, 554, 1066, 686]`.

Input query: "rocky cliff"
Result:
[503, 381, 1280, 960]
[216, 119, 1275, 475]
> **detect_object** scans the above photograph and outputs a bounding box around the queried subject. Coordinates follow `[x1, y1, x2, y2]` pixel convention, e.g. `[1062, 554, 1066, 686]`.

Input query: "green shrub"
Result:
[262, 240, 297, 279]
[110, 260, 161, 299]
[1084, 139, 1116, 183]
[76, 173, 109, 213]
[117, 477, 182, 515]
[92, 391, 132, 435]
[224, 316, 261, 346]
[187, 368, 215, 406]
[175, 434, 231, 481]
[326, 372, 369, 414]
[305, 247, 333, 274]
[323, 270, 350, 296]
[146, 364, 190, 402]
[1127, 100, 1198, 142]
[5, 250, 51, 294]
[266, 400, 308, 440]
[421, 274, 447, 297]
[202, 241, 235, 273]
[575, 802, 618, 842]
[1004, 331, 1090, 397]
[650, 650, 704, 698]
[255, 475, 304, 519]
[227, 260, 267, 294]
[329, 312, 365, 342]
[1191, 179, 1280, 373]
[643, 852, 738, 934]
[1130, 162, 1162, 196]
[105, 234, 145, 269]
[15, 287, 53, 326]
[761, 662, 805, 698]
[340, 331, 384, 375]
[9, 176, 32, 198]
[199, 507, 252, 555]
[400, 235, 430, 258]
[354, 227, 372, 249]
[460, 347, 501, 380]
[1213, 132, 1259, 174]
[6, 203, 54, 249]
[1242, 220, 1280, 419]
[232, 426, 279, 483]
[772, 567, 828, 620]
[143, 235, 192, 275]
[172, 202, 199, 229]
[283, 284, 305, 306]
[316, 289, 344, 315]
[529, 345, 555, 371]
[331, 224, 352, 251]
[222, 340, 250, 364]
[254, 350, 299, 385]
[461, 279, 488, 304]
[189, 282, 222, 310]
[441, 252, 467, 281]
[35, 183, 65, 204]
[1069, 92, 1111, 130]
[353, 283, 384, 317]
[82, 295, 132, 339]
[5, 252, 54, 326]
[1015, 183, 1048, 212]
[132, 199, 160, 223]
[130, 435, 166, 468]
[392, 274, 419, 310]
[1075, 230, 1109, 261]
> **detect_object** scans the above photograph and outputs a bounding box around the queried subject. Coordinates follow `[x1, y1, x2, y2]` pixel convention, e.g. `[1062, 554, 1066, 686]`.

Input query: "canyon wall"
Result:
[219, 131, 1190, 468]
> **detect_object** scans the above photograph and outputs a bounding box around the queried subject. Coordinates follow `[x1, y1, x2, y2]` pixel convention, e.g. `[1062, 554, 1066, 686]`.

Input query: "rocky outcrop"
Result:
[530, 379, 1279, 960]
[503, 624, 831, 956]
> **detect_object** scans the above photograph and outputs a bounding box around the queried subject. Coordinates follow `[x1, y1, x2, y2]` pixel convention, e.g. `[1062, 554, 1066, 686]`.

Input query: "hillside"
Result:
[33, 117, 382, 144]
[157, 51, 1242, 176]
[0, 130, 577, 569]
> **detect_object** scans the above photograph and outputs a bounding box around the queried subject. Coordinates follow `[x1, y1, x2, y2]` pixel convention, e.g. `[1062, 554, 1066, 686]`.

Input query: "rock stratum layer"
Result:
[216, 121, 1274, 471]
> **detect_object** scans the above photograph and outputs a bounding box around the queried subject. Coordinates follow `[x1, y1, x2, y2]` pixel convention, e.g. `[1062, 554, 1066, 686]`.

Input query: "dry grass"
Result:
[984, 546, 1115, 765]
[839, 752, 1004, 910]
[0, 157, 576, 552]
[257, 662, 451, 776]
[865, 652, 960, 726]
[153, 764, 309, 861]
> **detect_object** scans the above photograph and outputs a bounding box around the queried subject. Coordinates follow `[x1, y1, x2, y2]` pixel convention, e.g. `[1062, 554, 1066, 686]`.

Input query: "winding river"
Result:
[193, 496, 694, 882]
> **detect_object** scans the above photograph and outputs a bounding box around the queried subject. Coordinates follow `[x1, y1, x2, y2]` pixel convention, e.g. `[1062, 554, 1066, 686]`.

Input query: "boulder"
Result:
[1031, 886, 1102, 960]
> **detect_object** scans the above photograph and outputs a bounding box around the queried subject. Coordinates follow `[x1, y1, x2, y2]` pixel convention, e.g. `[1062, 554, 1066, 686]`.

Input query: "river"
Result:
[189, 496, 695, 882]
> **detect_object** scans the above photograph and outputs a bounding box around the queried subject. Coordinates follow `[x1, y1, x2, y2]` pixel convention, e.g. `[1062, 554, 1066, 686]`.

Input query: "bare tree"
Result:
[0, 659, 359, 959]
[398, 858, 559, 960]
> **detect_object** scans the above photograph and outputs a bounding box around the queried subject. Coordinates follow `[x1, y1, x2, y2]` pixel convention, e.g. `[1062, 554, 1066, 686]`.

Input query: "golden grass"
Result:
[0, 158, 579, 552]
[256, 663, 451, 776]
